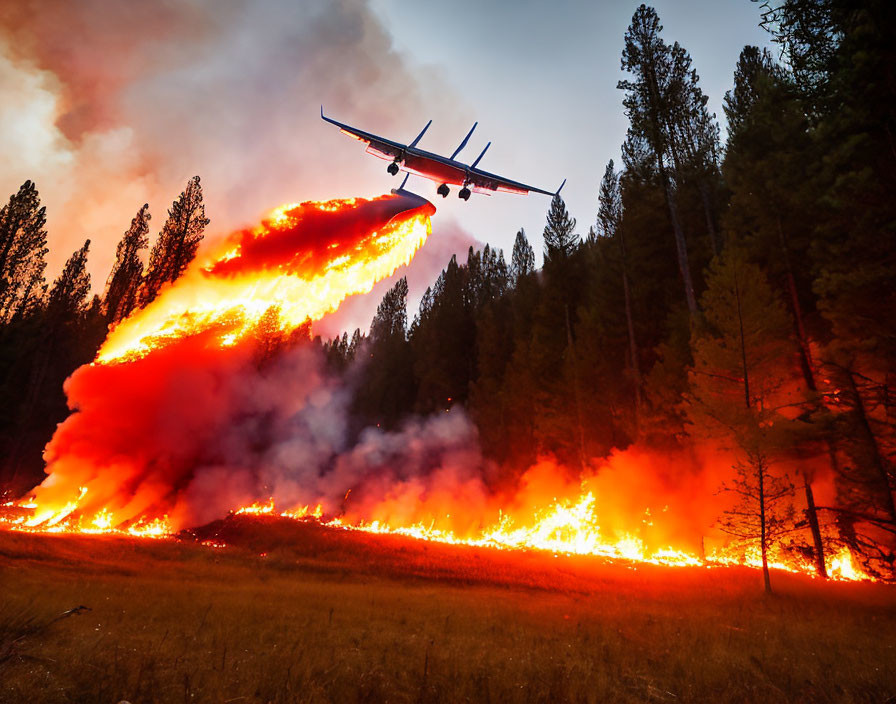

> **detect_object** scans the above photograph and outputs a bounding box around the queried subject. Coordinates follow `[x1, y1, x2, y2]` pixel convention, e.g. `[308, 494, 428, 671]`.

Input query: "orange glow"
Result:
[0, 192, 877, 585]
[2, 482, 873, 581]
[99, 195, 432, 364]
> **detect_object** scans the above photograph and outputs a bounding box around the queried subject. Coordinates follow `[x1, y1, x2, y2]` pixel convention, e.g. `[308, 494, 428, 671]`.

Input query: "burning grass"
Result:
[1, 519, 894, 703]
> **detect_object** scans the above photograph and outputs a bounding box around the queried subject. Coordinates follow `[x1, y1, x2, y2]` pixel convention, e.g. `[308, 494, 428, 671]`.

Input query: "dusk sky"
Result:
[0, 0, 773, 333]
[369, 0, 773, 257]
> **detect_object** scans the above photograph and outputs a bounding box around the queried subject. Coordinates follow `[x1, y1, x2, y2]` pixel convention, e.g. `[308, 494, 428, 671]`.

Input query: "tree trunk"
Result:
[658, 167, 698, 317]
[844, 369, 896, 524]
[777, 219, 816, 391]
[565, 305, 588, 472]
[619, 230, 642, 419]
[734, 267, 751, 409]
[698, 181, 722, 256]
[803, 473, 828, 578]
[773, 219, 829, 576]
[758, 456, 772, 593]
[643, 55, 698, 318]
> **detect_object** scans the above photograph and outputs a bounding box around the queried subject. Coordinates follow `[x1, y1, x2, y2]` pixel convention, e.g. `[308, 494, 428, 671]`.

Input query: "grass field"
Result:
[1, 516, 894, 703]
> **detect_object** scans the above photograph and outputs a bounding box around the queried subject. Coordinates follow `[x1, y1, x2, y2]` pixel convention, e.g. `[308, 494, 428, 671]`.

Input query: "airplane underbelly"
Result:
[401, 155, 466, 185]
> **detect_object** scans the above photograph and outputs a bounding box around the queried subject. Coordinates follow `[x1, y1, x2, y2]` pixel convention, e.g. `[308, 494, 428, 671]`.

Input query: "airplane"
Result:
[320, 107, 565, 201]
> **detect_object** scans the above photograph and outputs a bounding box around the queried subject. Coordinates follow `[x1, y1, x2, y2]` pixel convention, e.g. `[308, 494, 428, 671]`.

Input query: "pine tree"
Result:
[542, 195, 578, 263]
[371, 276, 408, 342]
[686, 247, 802, 591]
[724, 47, 817, 384]
[348, 328, 363, 359]
[4, 239, 94, 488]
[510, 229, 535, 284]
[103, 204, 150, 324]
[599, 160, 642, 414]
[722, 46, 834, 577]
[619, 4, 720, 315]
[141, 176, 209, 306]
[718, 451, 795, 593]
[355, 277, 415, 428]
[411, 255, 475, 413]
[0, 180, 48, 322]
[47, 240, 92, 319]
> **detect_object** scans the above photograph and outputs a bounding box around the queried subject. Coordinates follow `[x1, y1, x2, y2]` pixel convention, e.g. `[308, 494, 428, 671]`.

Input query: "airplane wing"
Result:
[466, 167, 559, 197]
[320, 107, 407, 161]
[322, 107, 564, 199]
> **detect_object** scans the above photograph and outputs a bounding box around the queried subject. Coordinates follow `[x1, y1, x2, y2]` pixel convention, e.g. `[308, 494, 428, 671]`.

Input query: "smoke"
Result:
[32, 317, 745, 551]
[32, 331, 494, 530]
[0, 0, 471, 288]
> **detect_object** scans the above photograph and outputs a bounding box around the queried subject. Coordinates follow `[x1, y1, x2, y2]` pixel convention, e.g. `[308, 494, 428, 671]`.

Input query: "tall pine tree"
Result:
[510, 229, 535, 284]
[47, 240, 92, 319]
[687, 247, 803, 590]
[0, 180, 48, 322]
[542, 195, 579, 263]
[141, 176, 209, 306]
[104, 204, 150, 324]
[599, 160, 642, 414]
[618, 5, 720, 316]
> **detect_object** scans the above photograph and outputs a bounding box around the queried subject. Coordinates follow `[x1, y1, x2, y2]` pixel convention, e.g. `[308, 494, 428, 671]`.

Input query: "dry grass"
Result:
[0, 517, 894, 703]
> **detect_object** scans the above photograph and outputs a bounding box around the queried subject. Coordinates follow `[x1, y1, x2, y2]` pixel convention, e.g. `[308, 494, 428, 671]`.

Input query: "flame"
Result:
[0, 192, 878, 584]
[0, 482, 876, 581]
[98, 195, 433, 364]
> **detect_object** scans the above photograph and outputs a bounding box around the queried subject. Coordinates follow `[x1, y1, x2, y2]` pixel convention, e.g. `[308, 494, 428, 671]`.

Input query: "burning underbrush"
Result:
[0, 191, 880, 585]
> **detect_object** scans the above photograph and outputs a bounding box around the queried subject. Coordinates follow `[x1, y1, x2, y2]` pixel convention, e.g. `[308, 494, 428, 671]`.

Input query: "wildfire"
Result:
[98, 195, 433, 364]
[0, 190, 878, 585]
[1, 485, 873, 582]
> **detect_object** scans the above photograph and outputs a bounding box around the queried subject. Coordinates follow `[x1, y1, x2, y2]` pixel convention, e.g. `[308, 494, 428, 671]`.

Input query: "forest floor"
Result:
[1, 516, 894, 703]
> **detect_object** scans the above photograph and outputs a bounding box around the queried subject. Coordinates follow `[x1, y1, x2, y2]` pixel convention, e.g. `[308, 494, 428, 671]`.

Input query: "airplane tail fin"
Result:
[471, 142, 491, 168]
[409, 120, 432, 148]
[450, 122, 478, 160]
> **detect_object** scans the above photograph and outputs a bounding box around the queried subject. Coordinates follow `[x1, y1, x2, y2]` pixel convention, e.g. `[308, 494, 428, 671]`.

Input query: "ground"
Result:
[1, 516, 894, 703]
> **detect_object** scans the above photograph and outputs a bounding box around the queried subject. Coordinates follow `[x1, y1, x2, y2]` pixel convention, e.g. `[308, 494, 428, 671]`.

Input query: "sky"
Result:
[368, 0, 774, 258]
[0, 0, 773, 335]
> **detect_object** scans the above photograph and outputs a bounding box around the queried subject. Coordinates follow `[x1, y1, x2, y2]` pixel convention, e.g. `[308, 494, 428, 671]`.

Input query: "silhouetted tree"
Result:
[687, 247, 802, 591]
[104, 204, 150, 324]
[412, 255, 475, 414]
[510, 229, 535, 284]
[354, 277, 415, 429]
[542, 196, 579, 263]
[3, 239, 99, 491]
[619, 4, 721, 315]
[599, 160, 641, 414]
[141, 176, 208, 306]
[0, 180, 48, 322]
[47, 240, 91, 319]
